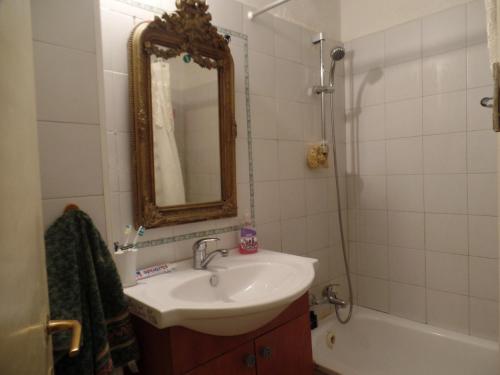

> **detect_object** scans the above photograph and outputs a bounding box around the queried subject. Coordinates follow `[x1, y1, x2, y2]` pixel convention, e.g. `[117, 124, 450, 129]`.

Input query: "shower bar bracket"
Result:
[247, 0, 292, 20]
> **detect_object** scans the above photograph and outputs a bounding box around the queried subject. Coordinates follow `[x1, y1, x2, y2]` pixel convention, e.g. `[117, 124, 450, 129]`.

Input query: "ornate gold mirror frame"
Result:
[129, 0, 237, 228]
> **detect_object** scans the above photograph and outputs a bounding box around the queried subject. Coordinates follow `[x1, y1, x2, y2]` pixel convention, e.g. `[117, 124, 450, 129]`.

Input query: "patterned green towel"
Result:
[45, 209, 139, 375]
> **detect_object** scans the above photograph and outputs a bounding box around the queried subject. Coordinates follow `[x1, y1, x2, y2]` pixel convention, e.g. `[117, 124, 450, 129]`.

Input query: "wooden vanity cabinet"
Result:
[128, 293, 313, 375]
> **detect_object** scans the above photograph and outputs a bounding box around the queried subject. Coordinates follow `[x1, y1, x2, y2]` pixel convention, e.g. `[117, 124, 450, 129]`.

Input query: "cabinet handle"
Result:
[244, 354, 256, 368]
[259, 346, 272, 359]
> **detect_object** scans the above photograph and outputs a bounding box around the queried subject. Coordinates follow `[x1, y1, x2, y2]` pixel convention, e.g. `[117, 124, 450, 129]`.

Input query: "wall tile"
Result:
[310, 248, 331, 285]
[274, 18, 302, 63]
[423, 133, 466, 174]
[100, 9, 134, 74]
[467, 130, 496, 173]
[469, 215, 498, 258]
[469, 257, 498, 300]
[357, 275, 389, 312]
[250, 95, 277, 139]
[357, 210, 388, 245]
[307, 213, 330, 251]
[424, 174, 467, 214]
[351, 32, 384, 74]
[385, 20, 422, 65]
[388, 211, 424, 249]
[468, 173, 497, 216]
[275, 58, 308, 102]
[357, 243, 388, 279]
[42, 195, 107, 235]
[467, 86, 494, 131]
[279, 179, 306, 219]
[389, 247, 425, 286]
[385, 98, 422, 139]
[425, 213, 468, 254]
[386, 137, 423, 175]
[427, 289, 469, 334]
[254, 181, 280, 224]
[236, 138, 250, 184]
[423, 91, 467, 134]
[422, 5, 466, 56]
[253, 139, 279, 182]
[426, 251, 468, 294]
[358, 176, 386, 210]
[206, 0, 243, 33]
[467, 43, 492, 88]
[249, 51, 275, 97]
[390, 282, 426, 323]
[38, 122, 103, 199]
[306, 178, 329, 214]
[358, 141, 386, 175]
[33, 42, 99, 124]
[355, 105, 385, 142]
[467, 0, 487, 46]
[470, 297, 498, 340]
[256, 221, 282, 251]
[281, 217, 307, 255]
[116, 132, 132, 192]
[387, 175, 424, 212]
[352, 69, 385, 107]
[278, 141, 306, 180]
[243, 6, 274, 56]
[31, 0, 96, 53]
[422, 49, 466, 96]
[384, 59, 422, 102]
[277, 100, 305, 141]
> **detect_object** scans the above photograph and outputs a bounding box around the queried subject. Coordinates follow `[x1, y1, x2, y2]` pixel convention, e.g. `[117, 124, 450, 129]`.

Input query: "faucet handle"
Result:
[193, 237, 220, 252]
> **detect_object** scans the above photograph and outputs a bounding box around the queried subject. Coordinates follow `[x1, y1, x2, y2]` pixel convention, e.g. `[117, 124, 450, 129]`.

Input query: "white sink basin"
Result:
[125, 249, 317, 336]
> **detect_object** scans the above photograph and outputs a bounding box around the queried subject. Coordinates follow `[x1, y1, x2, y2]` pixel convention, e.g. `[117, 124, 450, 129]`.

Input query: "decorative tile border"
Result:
[114, 1, 255, 248]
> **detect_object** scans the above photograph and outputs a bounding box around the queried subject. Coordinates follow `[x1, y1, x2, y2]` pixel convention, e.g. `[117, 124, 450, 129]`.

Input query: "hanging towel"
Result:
[45, 209, 139, 375]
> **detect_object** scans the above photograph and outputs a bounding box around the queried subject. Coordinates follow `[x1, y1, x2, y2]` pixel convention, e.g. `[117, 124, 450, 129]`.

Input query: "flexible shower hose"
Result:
[330, 90, 354, 324]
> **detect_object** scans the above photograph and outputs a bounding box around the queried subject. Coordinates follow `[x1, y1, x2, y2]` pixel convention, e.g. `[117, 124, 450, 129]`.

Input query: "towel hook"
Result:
[64, 204, 80, 213]
[481, 97, 494, 108]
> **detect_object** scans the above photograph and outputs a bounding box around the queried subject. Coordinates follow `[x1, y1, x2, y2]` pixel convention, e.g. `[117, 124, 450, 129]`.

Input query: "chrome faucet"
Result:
[310, 284, 347, 308]
[192, 237, 229, 270]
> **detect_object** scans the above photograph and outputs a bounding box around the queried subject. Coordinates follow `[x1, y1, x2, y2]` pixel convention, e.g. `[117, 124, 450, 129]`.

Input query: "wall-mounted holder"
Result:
[307, 143, 329, 169]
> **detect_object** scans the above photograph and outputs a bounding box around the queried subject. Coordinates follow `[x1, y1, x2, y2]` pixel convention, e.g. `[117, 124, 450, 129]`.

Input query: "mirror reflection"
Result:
[150, 48, 221, 207]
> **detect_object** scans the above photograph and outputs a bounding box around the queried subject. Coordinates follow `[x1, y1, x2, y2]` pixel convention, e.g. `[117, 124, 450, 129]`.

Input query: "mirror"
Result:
[129, 0, 237, 228]
[150, 50, 221, 206]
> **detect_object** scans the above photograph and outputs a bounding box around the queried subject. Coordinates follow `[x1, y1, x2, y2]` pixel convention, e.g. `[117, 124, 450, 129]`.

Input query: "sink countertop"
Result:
[124, 249, 317, 335]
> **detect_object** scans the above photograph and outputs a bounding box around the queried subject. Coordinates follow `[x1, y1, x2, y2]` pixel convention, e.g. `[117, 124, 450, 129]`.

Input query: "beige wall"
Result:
[341, 0, 472, 41]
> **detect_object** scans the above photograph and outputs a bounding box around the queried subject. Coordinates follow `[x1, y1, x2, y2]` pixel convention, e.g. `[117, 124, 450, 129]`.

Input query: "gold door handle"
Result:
[47, 320, 82, 357]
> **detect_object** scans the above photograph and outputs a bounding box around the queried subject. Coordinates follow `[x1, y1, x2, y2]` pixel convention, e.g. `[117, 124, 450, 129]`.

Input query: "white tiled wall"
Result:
[345, 0, 498, 340]
[32, 0, 108, 236]
[99, 0, 347, 307]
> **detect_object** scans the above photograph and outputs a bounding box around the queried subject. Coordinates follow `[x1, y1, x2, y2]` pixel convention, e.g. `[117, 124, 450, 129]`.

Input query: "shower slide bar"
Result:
[247, 0, 292, 20]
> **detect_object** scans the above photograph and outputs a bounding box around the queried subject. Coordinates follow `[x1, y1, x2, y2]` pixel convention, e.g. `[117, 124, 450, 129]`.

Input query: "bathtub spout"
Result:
[310, 285, 348, 309]
[323, 284, 347, 308]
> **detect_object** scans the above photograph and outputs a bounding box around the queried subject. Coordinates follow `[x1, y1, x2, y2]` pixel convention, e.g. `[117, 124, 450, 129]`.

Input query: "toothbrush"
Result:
[132, 226, 145, 247]
[123, 224, 133, 247]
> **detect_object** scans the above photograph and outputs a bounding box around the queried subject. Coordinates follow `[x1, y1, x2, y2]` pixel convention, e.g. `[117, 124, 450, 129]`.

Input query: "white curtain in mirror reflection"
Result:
[151, 55, 187, 206]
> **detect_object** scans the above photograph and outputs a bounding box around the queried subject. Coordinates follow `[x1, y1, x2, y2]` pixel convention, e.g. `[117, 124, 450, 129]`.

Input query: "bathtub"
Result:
[312, 306, 499, 375]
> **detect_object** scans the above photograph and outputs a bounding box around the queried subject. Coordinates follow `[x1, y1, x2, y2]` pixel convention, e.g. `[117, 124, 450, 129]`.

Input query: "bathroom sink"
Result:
[124, 249, 317, 336]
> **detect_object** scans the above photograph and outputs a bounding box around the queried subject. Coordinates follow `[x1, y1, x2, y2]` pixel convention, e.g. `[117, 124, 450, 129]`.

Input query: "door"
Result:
[0, 0, 52, 374]
[185, 342, 257, 375]
[254, 314, 314, 375]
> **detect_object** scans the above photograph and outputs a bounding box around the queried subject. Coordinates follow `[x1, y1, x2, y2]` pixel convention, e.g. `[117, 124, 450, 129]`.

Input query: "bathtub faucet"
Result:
[310, 284, 347, 308]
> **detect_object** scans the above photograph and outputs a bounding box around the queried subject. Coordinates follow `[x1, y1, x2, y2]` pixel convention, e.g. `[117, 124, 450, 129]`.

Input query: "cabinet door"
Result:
[185, 341, 257, 375]
[254, 313, 313, 375]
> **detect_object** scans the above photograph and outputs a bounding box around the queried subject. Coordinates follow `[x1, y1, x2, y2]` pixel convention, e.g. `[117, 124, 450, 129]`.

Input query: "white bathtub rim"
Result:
[314, 305, 498, 350]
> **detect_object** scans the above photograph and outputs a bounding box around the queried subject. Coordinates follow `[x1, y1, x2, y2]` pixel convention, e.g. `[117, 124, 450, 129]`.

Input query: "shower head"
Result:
[329, 46, 345, 86]
[330, 46, 345, 61]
